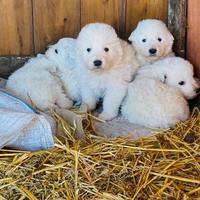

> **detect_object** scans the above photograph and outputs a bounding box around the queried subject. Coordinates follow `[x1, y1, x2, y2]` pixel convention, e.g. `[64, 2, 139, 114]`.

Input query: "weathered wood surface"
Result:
[126, 0, 168, 38]
[33, 0, 81, 53]
[0, 0, 168, 55]
[80, 0, 121, 35]
[0, 0, 33, 55]
[168, 0, 187, 58]
[187, 0, 200, 77]
[118, 0, 127, 39]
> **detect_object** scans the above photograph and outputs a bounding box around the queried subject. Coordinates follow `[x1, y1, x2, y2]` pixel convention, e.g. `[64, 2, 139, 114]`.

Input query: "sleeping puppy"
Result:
[121, 57, 200, 129]
[6, 38, 80, 110]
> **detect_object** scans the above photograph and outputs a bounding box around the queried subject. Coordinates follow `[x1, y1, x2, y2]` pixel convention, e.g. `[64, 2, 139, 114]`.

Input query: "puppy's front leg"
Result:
[98, 86, 127, 121]
[80, 87, 96, 112]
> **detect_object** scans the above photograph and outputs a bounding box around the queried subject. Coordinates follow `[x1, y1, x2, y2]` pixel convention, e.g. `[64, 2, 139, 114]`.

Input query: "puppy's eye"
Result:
[158, 38, 162, 42]
[55, 49, 58, 54]
[87, 48, 91, 52]
[104, 47, 109, 52]
[162, 75, 167, 83]
[179, 81, 185, 86]
[142, 39, 146, 42]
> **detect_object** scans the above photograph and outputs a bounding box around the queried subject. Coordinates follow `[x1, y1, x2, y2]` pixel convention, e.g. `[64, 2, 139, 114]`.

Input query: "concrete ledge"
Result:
[0, 57, 31, 78]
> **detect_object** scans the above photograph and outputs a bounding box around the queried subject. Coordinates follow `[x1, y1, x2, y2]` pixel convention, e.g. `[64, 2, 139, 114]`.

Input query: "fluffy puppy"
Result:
[45, 38, 81, 104]
[128, 19, 175, 66]
[121, 57, 200, 129]
[6, 38, 80, 110]
[75, 23, 139, 120]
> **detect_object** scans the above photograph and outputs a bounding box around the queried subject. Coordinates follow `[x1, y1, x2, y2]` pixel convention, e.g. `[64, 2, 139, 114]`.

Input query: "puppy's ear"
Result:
[128, 27, 138, 43]
[166, 31, 174, 48]
[169, 32, 174, 42]
[128, 33, 134, 43]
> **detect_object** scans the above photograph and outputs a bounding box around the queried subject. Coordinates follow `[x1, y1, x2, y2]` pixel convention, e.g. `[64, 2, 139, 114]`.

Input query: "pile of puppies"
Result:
[6, 19, 200, 131]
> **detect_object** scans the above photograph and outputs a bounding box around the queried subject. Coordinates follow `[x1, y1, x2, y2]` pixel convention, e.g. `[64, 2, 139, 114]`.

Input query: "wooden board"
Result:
[33, 0, 81, 53]
[168, 0, 187, 57]
[80, 0, 123, 36]
[0, 0, 170, 56]
[187, 0, 200, 77]
[0, 0, 33, 55]
[126, 0, 168, 38]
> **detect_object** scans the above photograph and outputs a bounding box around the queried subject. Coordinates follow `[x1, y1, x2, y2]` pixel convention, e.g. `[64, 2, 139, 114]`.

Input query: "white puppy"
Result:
[45, 38, 81, 104]
[128, 19, 174, 66]
[75, 23, 139, 120]
[6, 38, 80, 110]
[121, 57, 200, 128]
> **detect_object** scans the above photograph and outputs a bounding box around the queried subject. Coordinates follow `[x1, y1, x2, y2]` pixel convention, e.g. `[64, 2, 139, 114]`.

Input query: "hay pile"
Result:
[0, 109, 200, 200]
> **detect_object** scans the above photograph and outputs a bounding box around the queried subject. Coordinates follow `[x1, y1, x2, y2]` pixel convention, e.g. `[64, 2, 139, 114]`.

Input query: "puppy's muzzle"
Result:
[93, 60, 102, 68]
[149, 48, 157, 55]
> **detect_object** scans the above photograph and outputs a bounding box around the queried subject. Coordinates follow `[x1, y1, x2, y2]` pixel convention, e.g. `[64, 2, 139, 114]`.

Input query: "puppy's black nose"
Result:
[94, 60, 102, 67]
[149, 48, 157, 55]
[195, 88, 200, 94]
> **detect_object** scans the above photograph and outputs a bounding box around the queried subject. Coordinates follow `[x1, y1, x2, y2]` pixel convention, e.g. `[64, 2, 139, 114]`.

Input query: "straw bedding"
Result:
[0, 108, 200, 200]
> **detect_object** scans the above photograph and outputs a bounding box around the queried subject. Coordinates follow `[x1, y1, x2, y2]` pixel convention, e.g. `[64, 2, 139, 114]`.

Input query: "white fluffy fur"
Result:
[129, 19, 175, 66]
[75, 23, 139, 120]
[45, 38, 80, 103]
[6, 38, 80, 110]
[121, 57, 200, 129]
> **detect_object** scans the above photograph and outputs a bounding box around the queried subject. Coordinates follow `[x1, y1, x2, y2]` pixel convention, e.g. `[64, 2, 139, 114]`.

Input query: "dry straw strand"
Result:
[0, 108, 200, 199]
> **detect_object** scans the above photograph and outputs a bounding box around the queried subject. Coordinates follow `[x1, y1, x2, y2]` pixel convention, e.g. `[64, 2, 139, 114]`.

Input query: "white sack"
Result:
[0, 88, 55, 151]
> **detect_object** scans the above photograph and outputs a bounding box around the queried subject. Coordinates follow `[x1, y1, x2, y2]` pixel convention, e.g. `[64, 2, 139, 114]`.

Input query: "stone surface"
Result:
[0, 57, 30, 78]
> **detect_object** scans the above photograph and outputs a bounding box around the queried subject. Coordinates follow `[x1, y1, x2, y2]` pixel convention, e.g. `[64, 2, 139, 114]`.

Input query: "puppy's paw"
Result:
[80, 103, 96, 112]
[57, 98, 73, 109]
[98, 112, 115, 121]
[79, 103, 88, 112]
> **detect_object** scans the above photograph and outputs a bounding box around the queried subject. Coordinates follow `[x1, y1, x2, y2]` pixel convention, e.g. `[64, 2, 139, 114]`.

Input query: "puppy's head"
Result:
[162, 58, 200, 99]
[129, 19, 174, 62]
[45, 38, 75, 67]
[137, 57, 200, 99]
[76, 23, 123, 71]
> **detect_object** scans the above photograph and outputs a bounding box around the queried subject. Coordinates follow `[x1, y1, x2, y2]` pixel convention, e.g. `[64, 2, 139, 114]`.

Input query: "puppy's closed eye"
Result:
[55, 49, 58, 54]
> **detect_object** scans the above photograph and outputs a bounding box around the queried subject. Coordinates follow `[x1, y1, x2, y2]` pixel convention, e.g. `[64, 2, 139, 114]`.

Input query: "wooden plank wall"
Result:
[168, 0, 187, 58]
[126, 0, 168, 38]
[187, 0, 200, 77]
[0, 0, 33, 55]
[0, 0, 168, 56]
[33, 0, 81, 53]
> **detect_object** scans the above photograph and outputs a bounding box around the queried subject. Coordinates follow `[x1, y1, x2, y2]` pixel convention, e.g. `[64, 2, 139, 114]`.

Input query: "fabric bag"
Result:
[0, 89, 55, 151]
